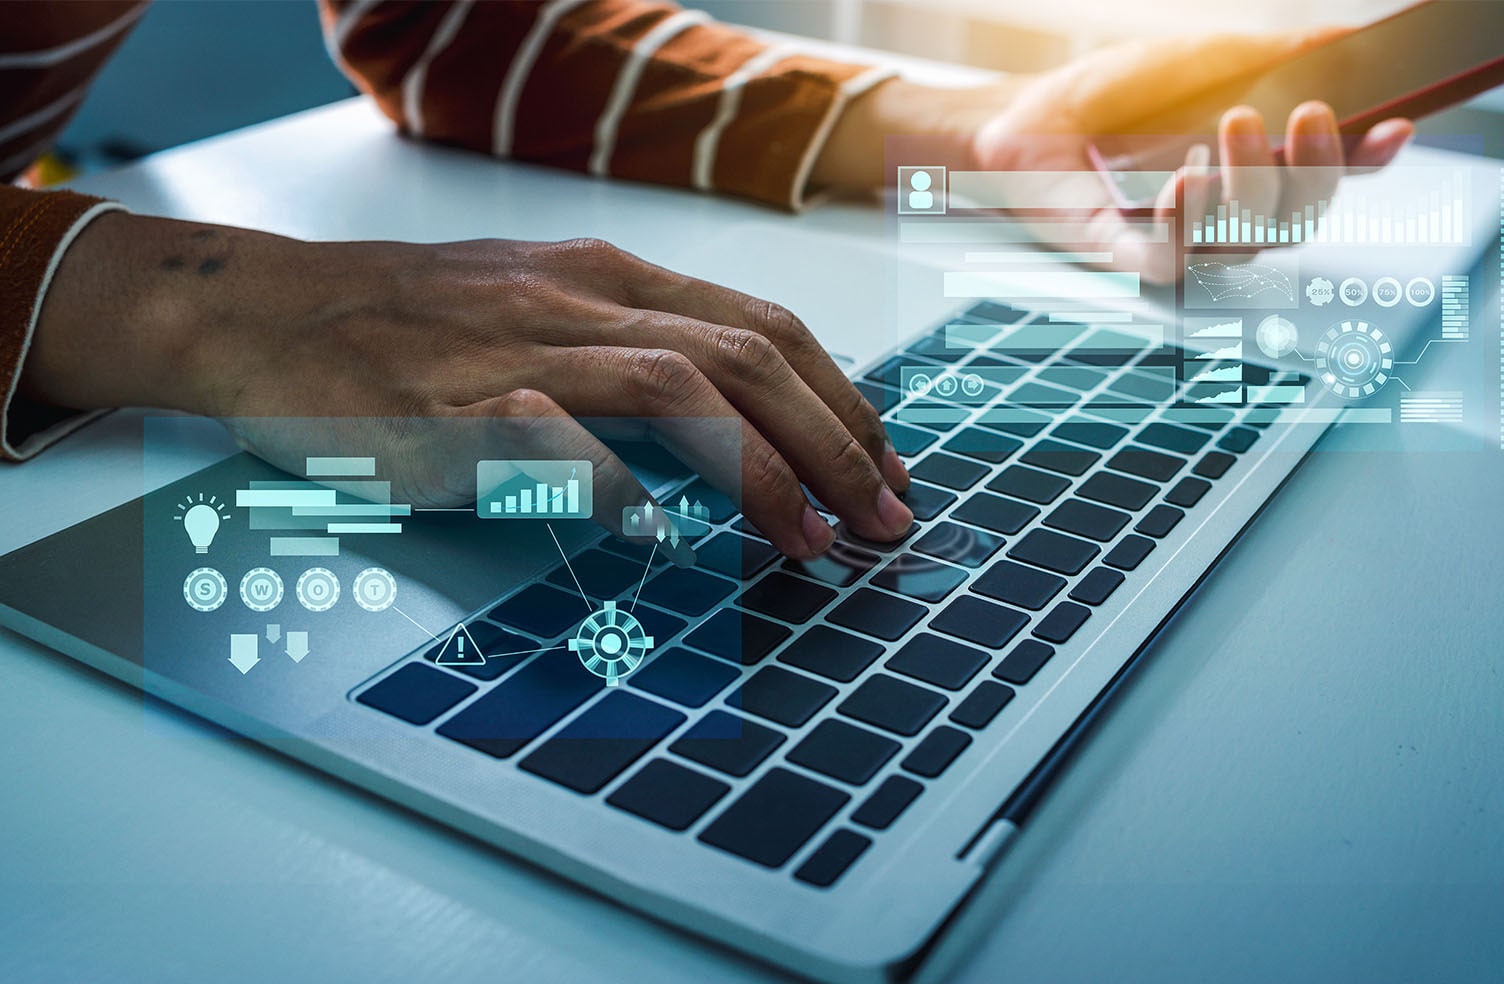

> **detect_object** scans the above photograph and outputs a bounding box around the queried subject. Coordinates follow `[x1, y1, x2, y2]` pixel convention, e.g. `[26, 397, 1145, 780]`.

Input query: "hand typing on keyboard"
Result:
[26, 223, 915, 561]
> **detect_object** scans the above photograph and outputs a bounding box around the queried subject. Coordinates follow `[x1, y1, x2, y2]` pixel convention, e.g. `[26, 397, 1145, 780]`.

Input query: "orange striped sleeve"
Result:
[320, 0, 893, 210]
[0, 1, 145, 460]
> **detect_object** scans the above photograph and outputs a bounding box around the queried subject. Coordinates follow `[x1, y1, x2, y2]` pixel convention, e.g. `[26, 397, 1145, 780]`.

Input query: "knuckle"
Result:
[742, 439, 795, 502]
[830, 433, 879, 484]
[626, 349, 703, 412]
[750, 298, 810, 343]
[492, 387, 556, 418]
[563, 236, 619, 259]
[715, 328, 785, 381]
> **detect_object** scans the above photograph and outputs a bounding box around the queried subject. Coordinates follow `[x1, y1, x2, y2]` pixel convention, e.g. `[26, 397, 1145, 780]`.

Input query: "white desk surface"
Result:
[3, 96, 1503, 984]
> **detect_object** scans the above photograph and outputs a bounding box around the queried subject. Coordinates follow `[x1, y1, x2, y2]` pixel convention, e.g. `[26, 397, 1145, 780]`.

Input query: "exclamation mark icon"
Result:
[457, 635, 465, 660]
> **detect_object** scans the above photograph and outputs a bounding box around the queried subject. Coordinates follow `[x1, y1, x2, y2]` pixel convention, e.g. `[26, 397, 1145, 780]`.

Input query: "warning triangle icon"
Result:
[434, 623, 486, 666]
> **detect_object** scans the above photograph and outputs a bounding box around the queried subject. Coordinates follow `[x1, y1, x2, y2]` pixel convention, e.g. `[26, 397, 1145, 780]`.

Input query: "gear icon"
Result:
[1316, 320, 1394, 399]
[568, 601, 654, 686]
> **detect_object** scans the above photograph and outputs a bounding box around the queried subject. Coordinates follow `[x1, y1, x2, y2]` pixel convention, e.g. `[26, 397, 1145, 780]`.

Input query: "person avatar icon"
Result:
[907, 169, 934, 211]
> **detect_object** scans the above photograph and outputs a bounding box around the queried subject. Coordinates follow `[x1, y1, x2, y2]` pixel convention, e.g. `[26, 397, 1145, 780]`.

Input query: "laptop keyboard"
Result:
[353, 300, 1306, 888]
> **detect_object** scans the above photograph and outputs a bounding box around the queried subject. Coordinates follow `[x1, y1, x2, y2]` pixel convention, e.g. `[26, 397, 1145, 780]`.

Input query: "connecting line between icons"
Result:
[390, 604, 441, 643]
[547, 522, 592, 613]
[631, 541, 658, 613]
[490, 644, 570, 660]
[1396, 338, 1467, 366]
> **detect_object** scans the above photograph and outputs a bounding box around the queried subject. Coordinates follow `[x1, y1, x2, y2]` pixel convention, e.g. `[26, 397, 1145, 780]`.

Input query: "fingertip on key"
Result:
[801, 504, 837, 557]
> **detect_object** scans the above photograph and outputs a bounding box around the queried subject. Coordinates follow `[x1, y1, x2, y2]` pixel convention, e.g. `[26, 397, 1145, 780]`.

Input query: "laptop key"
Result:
[632, 606, 687, 650]
[827, 587, 926, 641]
[739, 572, 837, 624]
[519, 691, 686, 794]
[1044, 498, 1131, 543]
[782, 544, 879, 588]
[871, 554, 969, 604]
[629, 647, 739, 707]
[728, 666, 836, 728]
[931, 596, 1029, 649]
[1077, 471, 1158, 511]
[949, 681, 1015, 729]
[491, 584, 591, 640]
[607, 759, 730, 831]
[547, 549, 642, 601]
[1051, 418, 1129, 450]
[994, 639, 1056, 685]
[787, 720, 900, 786]
[902, 726, 972, 778]
[951, 492, 1039, 536]
[670, 709, 786, 777]
[855, 379, 903, 413]
[911, 452, 990, 491]
[913, 522, 1004, 568]
[1068, 568, 1125, 606]
[683, 608, 791, 665]
[965, 300, 1028, 323]
[977, 406, 1052, 438]
[1166, 477, 1212, 507]
[699, 767, 850, 868]
[358, 663, 476, 726]
[1218, 426, 1260, 453]
[637, 568, 737, 618]
[437, 655, 601, 758]
[1136, 504, 1185, 538]
[1008, 528, 1099, 575]
[1104, 534, 1156, 571]
[695, 533, 780, 581]
[1020, 439, 1100, 477]
[778, 625, 884, 683]
[900, 482, 957, 521]
[1137, 422, 1210, 455]
[851, 775, 924, 830]
[988, 464, 1071, 505]
[883, 420, 939, 457]
[942, 428, 1023, 465]
[973, 559, 1066, 611]
[795, 829, 873, 888]
[887, 633, 989, 691]
[1194, 451, 1237, 479]
[839, 673, 947, 736]
[1033, 602, 1091, 644]
[1107, 446, 1186, 482]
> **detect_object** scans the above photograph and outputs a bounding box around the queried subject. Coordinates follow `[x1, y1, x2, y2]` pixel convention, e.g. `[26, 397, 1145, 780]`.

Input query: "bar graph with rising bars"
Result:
[1188, 169, 1471, 248]
[476, 460, 594, 520]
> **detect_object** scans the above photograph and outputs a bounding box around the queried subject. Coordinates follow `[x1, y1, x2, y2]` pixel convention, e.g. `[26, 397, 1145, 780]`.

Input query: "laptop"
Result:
[0, 148, 1494, 982]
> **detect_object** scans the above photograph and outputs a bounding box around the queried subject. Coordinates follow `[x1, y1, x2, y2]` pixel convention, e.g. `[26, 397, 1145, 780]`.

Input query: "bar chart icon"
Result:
[477, 460, 593, 520]
[1441, 276, 1470, 339]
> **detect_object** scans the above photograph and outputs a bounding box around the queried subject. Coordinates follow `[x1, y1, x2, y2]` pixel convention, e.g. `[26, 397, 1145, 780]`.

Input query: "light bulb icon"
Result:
[174, 494, 232, 554]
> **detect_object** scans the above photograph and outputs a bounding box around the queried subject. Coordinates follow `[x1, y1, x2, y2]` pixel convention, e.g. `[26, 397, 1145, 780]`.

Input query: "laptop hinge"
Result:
[960, 817, 1019, 870]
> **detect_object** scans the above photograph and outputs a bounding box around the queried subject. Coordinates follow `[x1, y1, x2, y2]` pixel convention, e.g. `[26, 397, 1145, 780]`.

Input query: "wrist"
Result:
[810, 77, 1022, 192]
[23, 212, 323, 418]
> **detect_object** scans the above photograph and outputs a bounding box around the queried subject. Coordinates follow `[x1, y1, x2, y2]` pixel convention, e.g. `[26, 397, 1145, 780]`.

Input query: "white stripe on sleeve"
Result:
[690, 44, 794, 192]
[321, 0, 384, 68]
[491, 0, 591, 158]
[587, 9, 711, 177]
[400, 0, 475, 135]
[0, 3, 147, 70]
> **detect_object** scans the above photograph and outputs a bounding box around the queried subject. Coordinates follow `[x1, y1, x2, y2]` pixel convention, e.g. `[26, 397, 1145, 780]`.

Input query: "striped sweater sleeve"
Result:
[0, 1, 145, 461]
[319, 0, 894, 210]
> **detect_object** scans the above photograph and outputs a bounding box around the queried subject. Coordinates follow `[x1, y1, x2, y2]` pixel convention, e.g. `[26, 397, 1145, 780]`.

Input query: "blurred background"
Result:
[50, 0, 1504, 176]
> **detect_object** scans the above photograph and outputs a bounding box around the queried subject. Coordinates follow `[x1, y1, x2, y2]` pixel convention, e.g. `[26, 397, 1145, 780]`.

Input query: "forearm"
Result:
[22, 213, 322, 417]
[809, 77, 1024, 193]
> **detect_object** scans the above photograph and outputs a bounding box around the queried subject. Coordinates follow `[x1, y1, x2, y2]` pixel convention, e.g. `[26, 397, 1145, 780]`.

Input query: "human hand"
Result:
[814, 30, 1414, 282]
[23, 216, 913, 560]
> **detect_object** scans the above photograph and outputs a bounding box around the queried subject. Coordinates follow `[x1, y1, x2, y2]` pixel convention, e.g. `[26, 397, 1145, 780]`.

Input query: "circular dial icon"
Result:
[568, 601, 654, 686]
[1316, 321, 1394, 400]
[353, 567, 397, 612]
[184, 568, 228, 612]
[1255, 315, 1299, 360]
[296, 567, 340, 612]
[239, 568, 284, 612]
